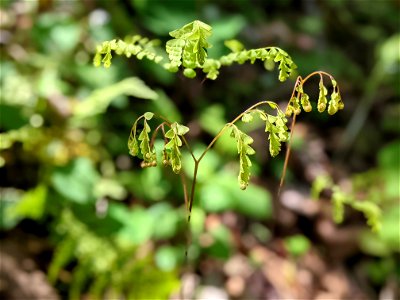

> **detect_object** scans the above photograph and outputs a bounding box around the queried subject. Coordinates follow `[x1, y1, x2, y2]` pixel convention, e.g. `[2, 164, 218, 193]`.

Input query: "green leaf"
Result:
[200, 172, 272, 219]
[165, 129, 175, 139]
[109, 204, 154, 245]
[163, 122, 188, 174]
[138, 120, 157, 167]
[328, 96, 339, 115]
[148, 203, 179, 240]
[128, 138, 139, 156]
[263, 110, 289, 157]
[285, 95, 301, 116]
[224, 39, 244, 52]
[173, 123, 190, 136]
[300, 93, 312, 112]
[94, 178, 127, 200]
[94, 35, 163, 68]
[155, 246, 179, 271]
[74, 77, 158, 118]
[166, 20, 212, 71]
[230, 125, 255, 190]
[203, 59, 221, 80]
[241, 112, 253, 123]
[144, 112, 154, 120]
[317, 80, 328, 112]
[12, 185, 47, 220]
[128, 121, 139, 157]
[183, 68, 196, 78]
[51, 158, 99, 204]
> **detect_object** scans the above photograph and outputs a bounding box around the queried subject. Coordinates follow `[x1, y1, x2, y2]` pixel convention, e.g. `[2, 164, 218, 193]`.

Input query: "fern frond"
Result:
[212, 47, 297, 81]
[128, 113, 157, 168]
[251, 103, 289, 157]
[138, 119, 157, 167]
[93, 36, 163, 68]
[94, 21, 298, 82]
[165, 20, 212, 74]
[163, 122, 189, 174]
[230, 125, 256, 190]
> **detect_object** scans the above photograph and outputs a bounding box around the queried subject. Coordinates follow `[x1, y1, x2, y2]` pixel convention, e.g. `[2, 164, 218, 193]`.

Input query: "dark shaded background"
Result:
[0, 0, 399, 299]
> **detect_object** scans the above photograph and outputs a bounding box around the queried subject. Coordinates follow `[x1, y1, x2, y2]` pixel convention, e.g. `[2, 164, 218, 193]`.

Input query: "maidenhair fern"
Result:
[94, 20, 347, 223]
[93, 20, 370, 253]
[128, 113, 190, 175]
[163, 122, 190, 173]
[285, 73, 343, 117]
[94, 20, 297, 82]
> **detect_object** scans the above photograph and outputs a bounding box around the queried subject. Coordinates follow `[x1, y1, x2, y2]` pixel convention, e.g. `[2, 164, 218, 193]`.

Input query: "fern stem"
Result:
[197, 100, 271, 163]
[150, 122, 167, 147]
[187, 160, 200, 222]
[302, 70, 334, 83]
[180, 171, 189, 211]
[278, 113, 297, 196]
[155, 114, 197, 161]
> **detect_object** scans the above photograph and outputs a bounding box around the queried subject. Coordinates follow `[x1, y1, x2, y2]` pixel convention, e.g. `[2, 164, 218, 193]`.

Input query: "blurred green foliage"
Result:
[0, 0, 399, 299]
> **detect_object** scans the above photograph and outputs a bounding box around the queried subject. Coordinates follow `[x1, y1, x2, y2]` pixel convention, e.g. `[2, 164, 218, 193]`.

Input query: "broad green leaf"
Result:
[74, 77, 158, 118]
[12, 185, 47, 220]
[109, 204, 154, 245]
[155, 246, 179, 271]
[94, 178, 127, 200]
[148, 203, 179, 240]
[200, 172, 272, 220]
[51, 158, 99, 204]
